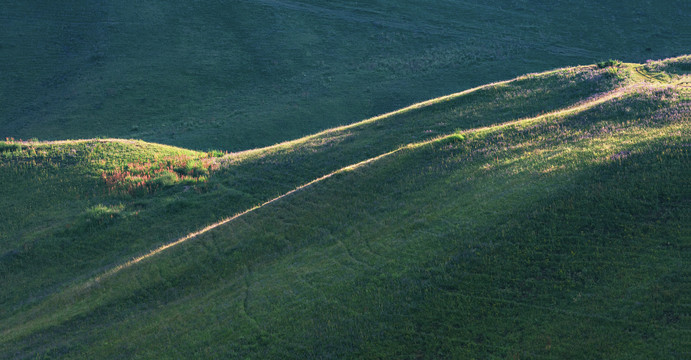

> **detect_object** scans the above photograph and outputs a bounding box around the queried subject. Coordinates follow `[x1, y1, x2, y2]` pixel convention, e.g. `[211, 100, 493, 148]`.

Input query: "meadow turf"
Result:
[0, 61, 634, 316]
[0, 57, 689, 358]
[1, 0, 690, 151]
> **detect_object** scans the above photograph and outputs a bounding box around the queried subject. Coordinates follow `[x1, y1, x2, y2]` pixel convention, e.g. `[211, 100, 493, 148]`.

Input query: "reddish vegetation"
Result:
[101, 154, 219, 195]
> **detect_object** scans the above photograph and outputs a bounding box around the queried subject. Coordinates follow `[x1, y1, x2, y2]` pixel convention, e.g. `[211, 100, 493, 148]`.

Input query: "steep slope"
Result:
[1, 0, 689, 150]
[1, 57, 689, 358]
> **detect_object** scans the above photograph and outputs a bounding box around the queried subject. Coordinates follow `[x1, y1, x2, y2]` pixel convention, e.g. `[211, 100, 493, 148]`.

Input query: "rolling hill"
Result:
[1, 0, 690, 151]
[1, 56, 689, 358]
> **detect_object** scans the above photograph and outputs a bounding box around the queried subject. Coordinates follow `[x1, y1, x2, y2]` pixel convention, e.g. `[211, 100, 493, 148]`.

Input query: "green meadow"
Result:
[1, 56, 689, 358]
[1, 0, 690, 150]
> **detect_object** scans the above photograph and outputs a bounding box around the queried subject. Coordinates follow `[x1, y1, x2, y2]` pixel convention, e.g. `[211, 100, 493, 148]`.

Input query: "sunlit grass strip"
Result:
[228, 65, 601, 160]
[88, 82, 647, 284]
[5, 71, 541, 158]
[2, 80, 682, 347]
[88, 147, 402, 285]
[8, 63, 624, 164]
[38, 138, 141, 145]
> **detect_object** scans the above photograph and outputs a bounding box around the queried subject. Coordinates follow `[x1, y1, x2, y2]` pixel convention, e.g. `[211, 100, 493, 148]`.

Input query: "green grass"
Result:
[0, 62, 634, 316]
[1, 57, 689, 358]
[1, 0, 689, 151]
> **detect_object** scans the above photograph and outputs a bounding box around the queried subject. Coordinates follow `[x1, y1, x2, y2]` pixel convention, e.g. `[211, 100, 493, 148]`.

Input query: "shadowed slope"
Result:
[0, 62, 638, 317]
[1, 59, 689, 358]
[80, 79, 661, 285]
[2, 0, 690, 150]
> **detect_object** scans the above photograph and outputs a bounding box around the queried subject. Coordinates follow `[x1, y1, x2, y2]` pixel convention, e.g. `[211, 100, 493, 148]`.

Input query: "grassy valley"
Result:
[0, 57, 689, 358]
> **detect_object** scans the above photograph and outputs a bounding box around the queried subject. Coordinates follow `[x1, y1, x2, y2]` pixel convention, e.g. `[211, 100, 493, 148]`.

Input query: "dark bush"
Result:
[597, 59, 621, 69]
[207, 150, 225, 157]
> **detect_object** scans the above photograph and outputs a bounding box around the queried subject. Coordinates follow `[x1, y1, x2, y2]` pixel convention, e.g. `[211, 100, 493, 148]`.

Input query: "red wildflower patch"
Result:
[101, 154, 219, 195]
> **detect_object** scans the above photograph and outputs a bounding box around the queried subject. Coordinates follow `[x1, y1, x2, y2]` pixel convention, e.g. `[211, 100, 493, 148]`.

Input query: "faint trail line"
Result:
[15, 73, 519, 149]
[88, 148, 400, 285]
[21, 64, 591, 153]
[632, 65, 690, 87]
[634, 66, 664, 83]
[229, 66, 592, 159]
[435, 82, 648, 140]
[86, 82, 656, 285]
[10, 74, 541, 154]
[238, 265, 295, 347]
[241, 265, 262, 332]
[337, 238, 374, 269]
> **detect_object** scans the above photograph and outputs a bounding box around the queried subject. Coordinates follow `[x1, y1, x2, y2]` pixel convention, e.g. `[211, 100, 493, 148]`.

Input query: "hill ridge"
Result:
[10, 65, 587, 153]
[1, 57, 688, 358]
[83, 79, 670, 287]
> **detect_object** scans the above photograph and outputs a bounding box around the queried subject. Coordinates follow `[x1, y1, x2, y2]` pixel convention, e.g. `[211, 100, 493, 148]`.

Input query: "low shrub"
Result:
[207, 150, 225, 158]
[597, 59, 621, 69]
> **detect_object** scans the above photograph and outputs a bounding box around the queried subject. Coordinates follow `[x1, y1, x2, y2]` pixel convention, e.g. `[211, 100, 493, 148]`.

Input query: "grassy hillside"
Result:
[1, 57, 689, 358]
[1, 0, 690, 150]
[0, 61, 635, 317]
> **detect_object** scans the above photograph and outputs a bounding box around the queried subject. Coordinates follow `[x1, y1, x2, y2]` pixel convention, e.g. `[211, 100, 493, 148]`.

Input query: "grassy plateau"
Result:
[0, 56, 689, 358]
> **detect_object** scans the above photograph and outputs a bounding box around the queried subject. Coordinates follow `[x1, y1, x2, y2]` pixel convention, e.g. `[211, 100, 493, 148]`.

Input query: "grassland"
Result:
[0, 61, 634, 314]
[0, 56, 689, 358]
[1, 0, 690, 150]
